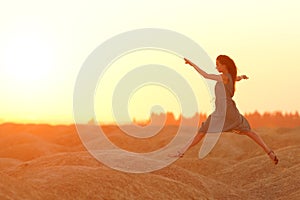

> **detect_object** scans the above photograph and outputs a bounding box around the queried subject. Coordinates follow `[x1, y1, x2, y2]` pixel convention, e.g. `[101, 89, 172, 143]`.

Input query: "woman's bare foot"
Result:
[268, 150, 279, 165]
[168, 151, 184, 158]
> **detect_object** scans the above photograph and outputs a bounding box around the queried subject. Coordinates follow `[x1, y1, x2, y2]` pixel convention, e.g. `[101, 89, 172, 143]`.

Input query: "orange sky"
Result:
[0, 1, 300, 124]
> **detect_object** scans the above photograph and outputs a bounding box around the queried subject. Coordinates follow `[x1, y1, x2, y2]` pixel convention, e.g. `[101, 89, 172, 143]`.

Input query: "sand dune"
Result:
[0, 124, 299, 199]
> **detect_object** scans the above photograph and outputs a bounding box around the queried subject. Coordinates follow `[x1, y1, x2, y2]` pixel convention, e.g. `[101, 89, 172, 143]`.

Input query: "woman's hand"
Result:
[236, 75, 249, 81]
[184, 58, 194, 66]
[241, 75, 249, 80]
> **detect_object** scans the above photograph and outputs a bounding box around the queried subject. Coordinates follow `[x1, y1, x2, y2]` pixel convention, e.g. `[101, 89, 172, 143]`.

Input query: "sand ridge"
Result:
[0, 124, 299, 199]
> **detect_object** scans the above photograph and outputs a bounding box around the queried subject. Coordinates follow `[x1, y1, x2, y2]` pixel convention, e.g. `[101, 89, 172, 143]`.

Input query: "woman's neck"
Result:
[222, 71, 230, 75]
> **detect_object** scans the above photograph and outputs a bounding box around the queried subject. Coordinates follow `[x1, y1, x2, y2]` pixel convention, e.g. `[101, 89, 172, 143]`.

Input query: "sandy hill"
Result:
[0, 124, 299, 199]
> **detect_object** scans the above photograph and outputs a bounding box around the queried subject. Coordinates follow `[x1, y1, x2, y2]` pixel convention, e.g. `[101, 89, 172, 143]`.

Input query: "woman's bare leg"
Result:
[242, 130, 278, 164]
[185, 132, 206, 151]
[179, 132, 206, 154]
[243, 130, 271, 153]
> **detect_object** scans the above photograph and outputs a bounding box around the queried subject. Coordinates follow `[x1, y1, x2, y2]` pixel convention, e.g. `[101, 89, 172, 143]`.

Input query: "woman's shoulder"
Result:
[221, 74, 230, 84]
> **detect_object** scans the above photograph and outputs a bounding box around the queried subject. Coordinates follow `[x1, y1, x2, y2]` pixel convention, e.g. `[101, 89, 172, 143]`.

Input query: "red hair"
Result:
[217, 55, 237, 95]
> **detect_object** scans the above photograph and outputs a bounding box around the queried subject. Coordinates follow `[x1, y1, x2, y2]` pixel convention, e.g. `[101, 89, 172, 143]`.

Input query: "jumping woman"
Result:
[172, 55, 278, 165]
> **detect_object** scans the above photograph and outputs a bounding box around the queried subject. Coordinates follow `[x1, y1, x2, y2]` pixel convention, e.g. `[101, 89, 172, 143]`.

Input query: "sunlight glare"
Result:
[3, 21, 56, 89]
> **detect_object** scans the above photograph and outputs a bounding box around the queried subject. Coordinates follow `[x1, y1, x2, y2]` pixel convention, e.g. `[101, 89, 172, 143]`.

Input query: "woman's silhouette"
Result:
[173, 55, 278, 165]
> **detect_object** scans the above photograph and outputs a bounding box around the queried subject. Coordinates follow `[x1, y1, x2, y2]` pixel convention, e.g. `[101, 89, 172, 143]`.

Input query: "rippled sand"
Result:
[0, 124, 299, 199]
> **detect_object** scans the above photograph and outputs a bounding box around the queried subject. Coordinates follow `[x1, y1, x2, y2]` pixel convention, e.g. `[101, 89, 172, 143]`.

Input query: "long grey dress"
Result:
[199, 73, 251, 133]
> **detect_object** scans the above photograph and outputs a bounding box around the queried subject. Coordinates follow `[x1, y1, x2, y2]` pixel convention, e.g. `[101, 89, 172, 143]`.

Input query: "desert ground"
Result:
[0, 123, 299, 200]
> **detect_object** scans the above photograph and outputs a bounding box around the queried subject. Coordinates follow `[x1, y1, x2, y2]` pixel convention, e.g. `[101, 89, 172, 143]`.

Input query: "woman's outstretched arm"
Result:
[184, 58, 224, 82]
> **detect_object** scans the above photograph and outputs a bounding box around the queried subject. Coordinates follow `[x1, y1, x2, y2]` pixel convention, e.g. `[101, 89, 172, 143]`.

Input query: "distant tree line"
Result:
[143, 111, 300, 128]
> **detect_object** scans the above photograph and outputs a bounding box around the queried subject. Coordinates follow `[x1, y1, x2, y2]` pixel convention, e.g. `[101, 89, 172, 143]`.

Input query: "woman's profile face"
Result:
[216, 60, 227, 73]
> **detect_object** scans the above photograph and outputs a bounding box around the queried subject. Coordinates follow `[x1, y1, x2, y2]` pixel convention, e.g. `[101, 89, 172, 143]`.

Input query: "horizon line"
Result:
[1, 110, 299, 126]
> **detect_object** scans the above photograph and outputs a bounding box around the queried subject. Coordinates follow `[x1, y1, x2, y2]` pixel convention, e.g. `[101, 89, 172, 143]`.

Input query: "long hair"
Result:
[217, 55, 237, 95]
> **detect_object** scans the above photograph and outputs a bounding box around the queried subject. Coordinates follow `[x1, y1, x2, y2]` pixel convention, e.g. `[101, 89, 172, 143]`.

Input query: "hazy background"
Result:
[0, 0, 299, 124]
